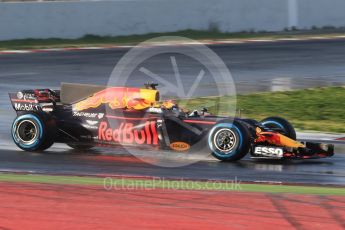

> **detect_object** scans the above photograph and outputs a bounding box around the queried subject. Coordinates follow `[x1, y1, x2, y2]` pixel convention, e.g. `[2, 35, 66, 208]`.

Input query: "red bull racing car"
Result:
[9, 83, 334, 161]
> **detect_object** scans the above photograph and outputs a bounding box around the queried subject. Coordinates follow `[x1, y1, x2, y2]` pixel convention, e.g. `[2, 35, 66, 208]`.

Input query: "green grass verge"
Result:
[179, 87, 345, 133]
[0, 173, 344, 196]
[1, 29, 345, 51]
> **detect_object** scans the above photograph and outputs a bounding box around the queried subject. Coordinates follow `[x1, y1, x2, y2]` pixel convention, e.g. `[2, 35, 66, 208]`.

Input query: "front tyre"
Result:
[12, 113, 56, 151]
[208, 120, 251, 161]
[260, 116, 296, 140]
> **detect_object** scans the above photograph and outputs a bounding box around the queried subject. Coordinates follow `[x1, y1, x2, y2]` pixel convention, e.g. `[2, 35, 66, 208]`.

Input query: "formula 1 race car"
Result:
[9, 83, 334, 161]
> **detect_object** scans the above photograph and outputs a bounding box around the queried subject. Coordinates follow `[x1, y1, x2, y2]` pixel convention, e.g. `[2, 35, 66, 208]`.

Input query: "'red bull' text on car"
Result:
[9, 83, 334, 161]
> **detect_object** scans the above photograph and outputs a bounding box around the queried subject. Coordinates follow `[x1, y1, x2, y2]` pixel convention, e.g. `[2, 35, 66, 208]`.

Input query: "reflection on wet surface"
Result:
[0, 143, 344, 185]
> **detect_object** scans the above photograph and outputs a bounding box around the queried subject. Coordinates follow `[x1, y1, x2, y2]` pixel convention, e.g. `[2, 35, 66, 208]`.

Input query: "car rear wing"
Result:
[9, 89, 60, 113]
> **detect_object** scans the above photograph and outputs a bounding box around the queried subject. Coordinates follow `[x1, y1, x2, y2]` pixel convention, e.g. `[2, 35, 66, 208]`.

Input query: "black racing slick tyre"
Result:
[208, 120, 251, 162]
[260, 116, 296, 140]
[11, 113, 56, 151]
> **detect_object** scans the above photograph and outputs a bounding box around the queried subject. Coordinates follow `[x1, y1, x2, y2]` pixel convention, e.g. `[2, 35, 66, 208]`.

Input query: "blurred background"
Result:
[0, 0, 345, 40]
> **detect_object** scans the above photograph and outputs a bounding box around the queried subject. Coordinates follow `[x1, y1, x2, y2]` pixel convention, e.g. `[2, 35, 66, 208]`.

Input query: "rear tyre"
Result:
[260, 116, 296, 140]
[12, 113, 56, 151]
[208, 120, 251, 161]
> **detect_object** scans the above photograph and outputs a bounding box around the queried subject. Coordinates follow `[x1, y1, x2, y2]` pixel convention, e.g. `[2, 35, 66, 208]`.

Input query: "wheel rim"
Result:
[213, 128, 237, 153]
[16, 120, 38, 145]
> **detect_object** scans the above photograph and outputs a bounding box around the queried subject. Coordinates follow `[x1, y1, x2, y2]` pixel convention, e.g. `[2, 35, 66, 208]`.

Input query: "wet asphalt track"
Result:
[0, 39, 345, 185]
[0, 144, 345, 185]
